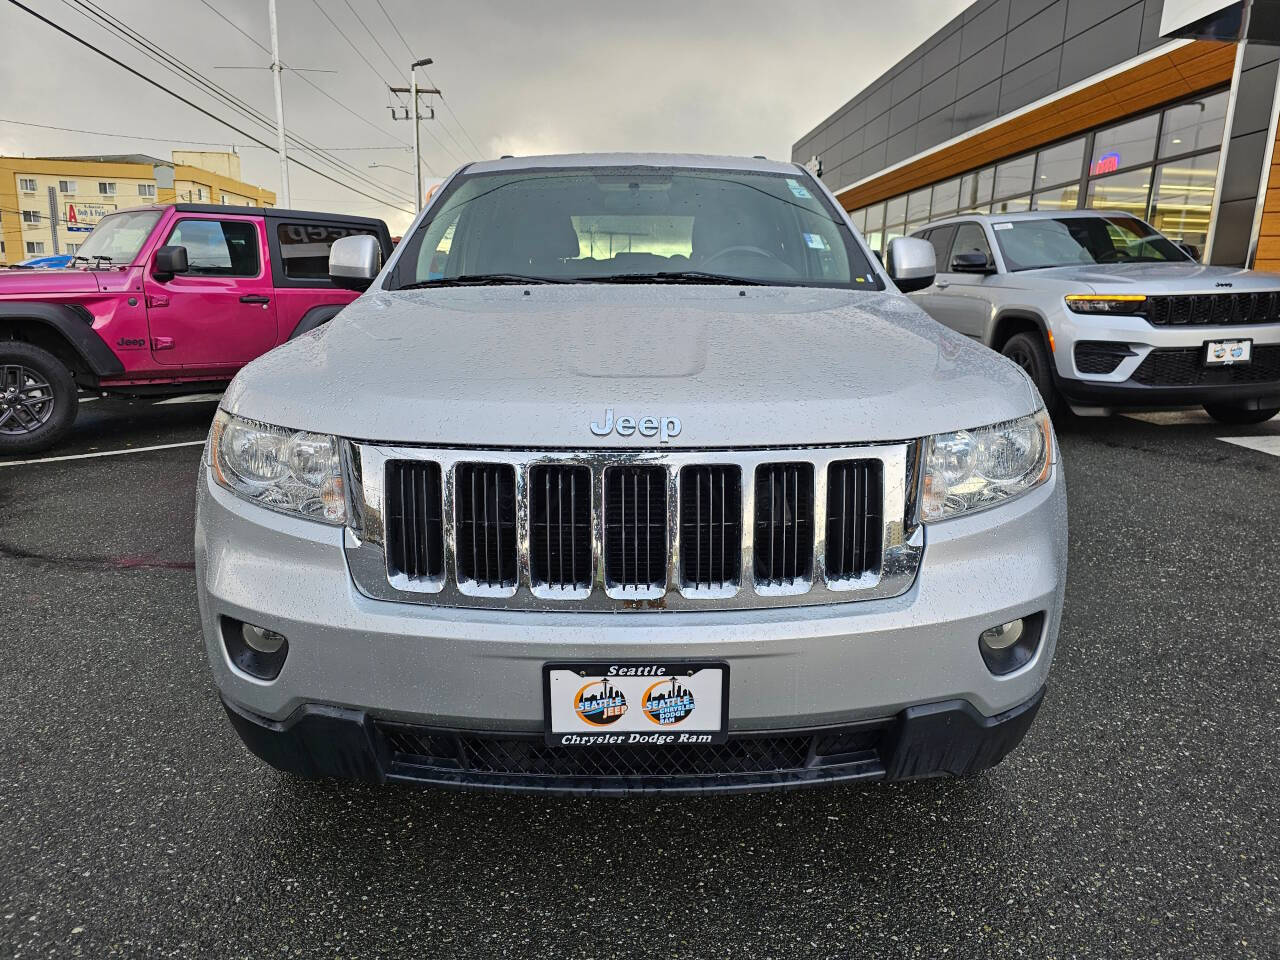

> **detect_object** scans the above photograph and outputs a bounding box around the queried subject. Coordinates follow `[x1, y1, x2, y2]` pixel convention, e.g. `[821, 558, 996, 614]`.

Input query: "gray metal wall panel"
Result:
[1058, 4, 1145, 88]
[1004, 1, 1068, 72]
[999, 48, 1064, 114]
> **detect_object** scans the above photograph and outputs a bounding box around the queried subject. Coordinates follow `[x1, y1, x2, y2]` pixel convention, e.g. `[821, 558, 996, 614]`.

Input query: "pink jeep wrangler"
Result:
[0, 203, 391, 454]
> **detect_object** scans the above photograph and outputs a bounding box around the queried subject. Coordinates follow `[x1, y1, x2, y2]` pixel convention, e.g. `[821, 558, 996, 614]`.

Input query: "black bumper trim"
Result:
[1056, 377, 1280, 408]
[221, 687, 1046, 795]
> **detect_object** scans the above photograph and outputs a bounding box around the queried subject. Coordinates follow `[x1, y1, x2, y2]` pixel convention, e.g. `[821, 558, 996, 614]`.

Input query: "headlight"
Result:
[921, 410, 1052, 523]
[209, 410, 346, 524]
[1064, 294, 1147, 315]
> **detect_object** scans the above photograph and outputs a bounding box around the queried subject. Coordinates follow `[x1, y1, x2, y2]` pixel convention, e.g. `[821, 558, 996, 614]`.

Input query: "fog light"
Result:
[242, 623, 286, 654]
[979, 613, 1043, 675]
[220, 617, 289, 680]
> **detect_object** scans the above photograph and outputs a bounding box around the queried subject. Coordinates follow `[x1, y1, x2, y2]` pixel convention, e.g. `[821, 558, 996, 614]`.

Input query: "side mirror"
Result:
[951, 251, 994, 274]
[329, 234, 382, 291]
[886, 236, 936, 293]
[153, 245, 189, 281]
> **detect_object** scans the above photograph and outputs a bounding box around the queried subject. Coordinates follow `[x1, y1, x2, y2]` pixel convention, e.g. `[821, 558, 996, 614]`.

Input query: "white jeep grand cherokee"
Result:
[195, 154, 1067, 794]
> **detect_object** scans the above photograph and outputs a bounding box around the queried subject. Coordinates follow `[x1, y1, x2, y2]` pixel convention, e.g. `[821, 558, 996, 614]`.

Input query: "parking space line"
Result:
[0, 440, 206, 468]
[1218, 436, 1280, 457]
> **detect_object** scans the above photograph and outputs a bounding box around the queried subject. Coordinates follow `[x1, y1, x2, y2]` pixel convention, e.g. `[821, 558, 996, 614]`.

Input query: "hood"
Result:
[0, 267, 102, 295]
[1020, 262, 1280, 294]
[223, 285, 1040, 448]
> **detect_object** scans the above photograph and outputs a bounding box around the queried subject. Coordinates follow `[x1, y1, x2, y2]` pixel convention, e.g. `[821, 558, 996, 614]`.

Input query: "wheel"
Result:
[1001, 331, 1064, 418]
[1203, 403, 1280, 425]
[0, 342, 78, 455]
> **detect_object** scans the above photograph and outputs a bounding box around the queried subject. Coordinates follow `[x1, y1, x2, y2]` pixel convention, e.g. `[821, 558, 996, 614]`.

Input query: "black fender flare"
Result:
[0, 301, 124, 376]
[287, 303, 347, 340]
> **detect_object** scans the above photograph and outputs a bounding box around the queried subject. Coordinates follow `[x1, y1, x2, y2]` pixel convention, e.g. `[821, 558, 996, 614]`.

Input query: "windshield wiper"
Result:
[399, 273, 567, 289]
[72, 255, 113, 266]
[578, 271, 767, 286]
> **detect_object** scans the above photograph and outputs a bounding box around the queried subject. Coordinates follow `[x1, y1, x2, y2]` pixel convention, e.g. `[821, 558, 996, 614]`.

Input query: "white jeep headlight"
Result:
[209, 409, 346, 524]
[921, 409, 1053, 523]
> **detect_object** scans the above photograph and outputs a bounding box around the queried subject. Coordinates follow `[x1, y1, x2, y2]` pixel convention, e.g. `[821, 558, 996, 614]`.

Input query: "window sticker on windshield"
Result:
[803, 232, 828, 250]
[786, 178, 813, 199]
[993, 222, 1013, 231]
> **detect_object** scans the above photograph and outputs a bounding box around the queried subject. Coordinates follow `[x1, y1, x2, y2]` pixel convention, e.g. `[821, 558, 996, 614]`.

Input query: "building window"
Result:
[26, 241, 45, 255]
[164, 219, 259, 277]
[18, 177, 36, 192]
[883, 194, 908, 247]
[1149, 151, 1221, 257]
[196, 188, 205, 201]
[1085, 167, 1153, 219]
[1032, 184, 1081, 211]
[1091, 114, 1158, 177]
[65, 242, 79, 254]
[138, 183, 156, 198]
[863, 202, 885, 254]
[930, 178, 961, 218]
[1035, 138, 1086, 189]
[221, 193, 230, 204]
[99, 181, 117, 196]
[59, 179, 77, 194]
[994, 155, 1035, 200]
[21, 210, 40, 224]
[958, 168, 994, 212]
[991, 196, 1032, 214]
[1160, 90, 1228, 158]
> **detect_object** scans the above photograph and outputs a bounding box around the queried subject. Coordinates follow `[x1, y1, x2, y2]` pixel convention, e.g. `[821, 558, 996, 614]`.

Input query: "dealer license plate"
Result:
[544, 661, 729, 746]
[1205, 339, 1251, 365]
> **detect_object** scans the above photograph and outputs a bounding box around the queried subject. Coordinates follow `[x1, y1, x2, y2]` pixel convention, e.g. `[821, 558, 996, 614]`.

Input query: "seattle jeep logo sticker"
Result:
[573, 679, 628, 726]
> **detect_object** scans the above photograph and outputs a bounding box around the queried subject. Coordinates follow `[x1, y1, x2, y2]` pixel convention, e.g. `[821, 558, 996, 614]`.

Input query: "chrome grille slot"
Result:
[825, 460, 882, 583]
[603, 465, 667, 594]
[679, 465, 741, 592]
[385, 461, 444, 587]
[454, 463, 517, 591]
[529, 464, 592, 592]
[753, 463, 814, 590]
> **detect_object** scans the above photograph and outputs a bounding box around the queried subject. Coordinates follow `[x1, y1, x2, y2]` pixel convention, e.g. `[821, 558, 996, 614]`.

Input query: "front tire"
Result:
[1001, 331, 1064, 417]
[1203, 402, 1280, 425]
[0, 342, 78, 455]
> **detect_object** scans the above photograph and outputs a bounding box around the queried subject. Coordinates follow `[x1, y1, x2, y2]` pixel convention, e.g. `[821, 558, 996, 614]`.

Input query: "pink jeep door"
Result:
[144, 214, 277, 369]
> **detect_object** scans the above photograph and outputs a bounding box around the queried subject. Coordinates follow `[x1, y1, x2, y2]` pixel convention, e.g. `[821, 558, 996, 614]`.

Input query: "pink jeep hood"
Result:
[0, 268, 102, 295]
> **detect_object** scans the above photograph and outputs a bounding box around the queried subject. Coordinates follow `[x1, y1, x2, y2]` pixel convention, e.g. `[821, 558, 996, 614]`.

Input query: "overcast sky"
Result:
[0, 0, 969, 233]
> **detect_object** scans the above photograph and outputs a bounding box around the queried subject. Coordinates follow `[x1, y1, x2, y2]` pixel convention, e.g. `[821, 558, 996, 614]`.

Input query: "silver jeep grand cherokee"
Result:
[195, 154, 1067, 794]
[909, 210, 1280, 423]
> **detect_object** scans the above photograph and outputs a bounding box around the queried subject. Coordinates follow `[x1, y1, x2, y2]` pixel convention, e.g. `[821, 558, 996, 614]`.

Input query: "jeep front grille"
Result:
[345, 443, 923, 612]
[1145, 292, 1280, 326]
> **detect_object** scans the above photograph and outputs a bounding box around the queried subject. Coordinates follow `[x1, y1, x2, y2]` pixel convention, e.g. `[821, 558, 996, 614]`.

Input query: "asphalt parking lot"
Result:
[1, 398, 1277, 959]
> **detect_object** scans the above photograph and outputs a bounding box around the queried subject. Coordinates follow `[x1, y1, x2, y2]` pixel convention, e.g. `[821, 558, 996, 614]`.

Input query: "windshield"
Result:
[73, 210, 163, 265]
[992, 215, 1191, 271]
[391, 166, 881, 289]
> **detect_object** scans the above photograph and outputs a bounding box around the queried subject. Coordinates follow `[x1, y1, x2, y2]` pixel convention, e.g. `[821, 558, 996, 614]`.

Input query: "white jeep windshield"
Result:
[73, 210, 163, 265]
[392, 166, 881, 289]
[992, 215, 1191, 271]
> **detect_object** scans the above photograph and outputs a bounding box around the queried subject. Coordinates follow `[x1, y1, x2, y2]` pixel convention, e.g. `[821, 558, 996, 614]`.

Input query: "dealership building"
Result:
[792, 0, 1280, 272]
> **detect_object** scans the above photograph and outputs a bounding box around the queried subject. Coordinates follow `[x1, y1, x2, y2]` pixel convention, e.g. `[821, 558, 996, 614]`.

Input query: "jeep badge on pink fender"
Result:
[0, 203, 392, 455]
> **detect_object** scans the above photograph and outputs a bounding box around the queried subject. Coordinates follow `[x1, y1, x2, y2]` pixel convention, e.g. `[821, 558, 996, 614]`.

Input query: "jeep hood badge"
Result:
[590, 408, 681, 443]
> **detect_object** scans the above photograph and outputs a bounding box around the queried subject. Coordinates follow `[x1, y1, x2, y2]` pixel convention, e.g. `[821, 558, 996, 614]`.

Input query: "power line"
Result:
[61, 0, 411, 209]
[0, 115, 409, 150]
[2, 0, 412, 215]
[373, 0, 413, 59]
[193, 0, 417, 161]
[306, 0, 396, 88]
[338, 0, 403, 81]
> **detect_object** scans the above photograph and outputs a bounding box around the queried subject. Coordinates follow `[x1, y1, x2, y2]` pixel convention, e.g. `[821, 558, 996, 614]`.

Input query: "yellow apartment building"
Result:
[0, 150, 275, 265]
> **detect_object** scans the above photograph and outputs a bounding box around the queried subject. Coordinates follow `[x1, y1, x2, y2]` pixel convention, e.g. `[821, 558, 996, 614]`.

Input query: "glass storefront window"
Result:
[1149, 151, 1220, 259]
[1032, 184, 1081, 211]
[1160, 91, 1228, 158]
[850, 208, 867, 232]
[931, 178, 960, 218]
[864, 203, 885, 232]
[1036, 138, 1085, 188]
[1091, 114, 1158, 176]
[885, 195, 908, 231]
[991, 195, 1031, 214]
[1085, 167, 1153, 219]
[906, 188, 931, 225]
[959, 167, 994, 211]
[994, 155, 1035, 200]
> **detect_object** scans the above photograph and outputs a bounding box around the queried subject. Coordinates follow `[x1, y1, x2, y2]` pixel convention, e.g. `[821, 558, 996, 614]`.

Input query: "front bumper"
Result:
[221, 686, 1047, 795]
[196, 459, 1066, 787]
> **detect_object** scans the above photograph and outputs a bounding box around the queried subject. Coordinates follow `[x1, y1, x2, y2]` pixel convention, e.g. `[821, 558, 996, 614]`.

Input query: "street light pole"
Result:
[268, 0, 291, 207]
[409, 57, 433, 212]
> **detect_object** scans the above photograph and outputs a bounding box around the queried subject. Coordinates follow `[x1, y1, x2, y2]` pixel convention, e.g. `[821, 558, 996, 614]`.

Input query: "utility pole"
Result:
[390, 57, 437, 212]
[268, 0, 291, 207]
